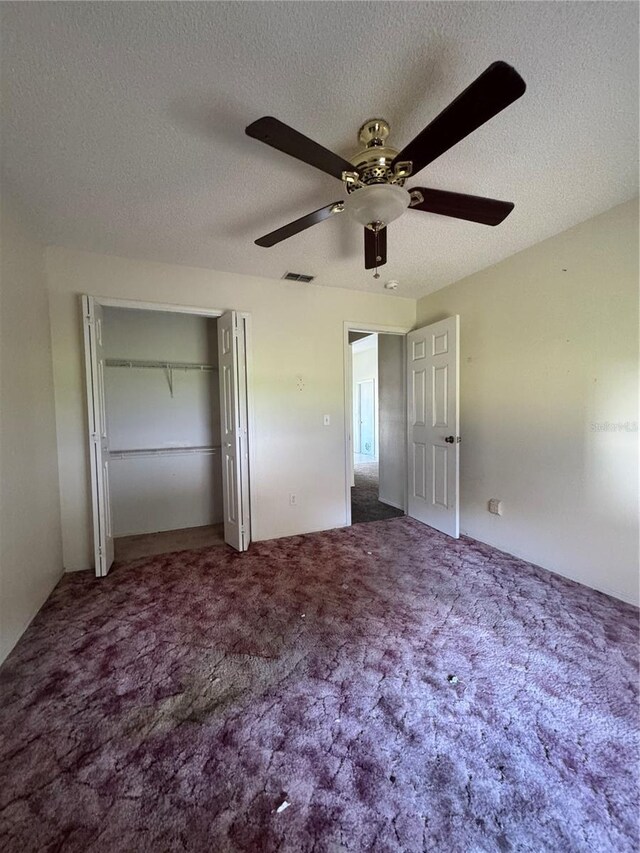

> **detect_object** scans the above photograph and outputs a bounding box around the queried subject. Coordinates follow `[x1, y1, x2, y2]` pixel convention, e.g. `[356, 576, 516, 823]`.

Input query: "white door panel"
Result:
[218, 311, 250, 552]
[407, 316, 460, 537]
[82, 295, 115, 576]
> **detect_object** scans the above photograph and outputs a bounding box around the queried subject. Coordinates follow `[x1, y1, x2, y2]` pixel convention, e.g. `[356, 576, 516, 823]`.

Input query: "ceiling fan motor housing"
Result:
[344, 118, 411, 193]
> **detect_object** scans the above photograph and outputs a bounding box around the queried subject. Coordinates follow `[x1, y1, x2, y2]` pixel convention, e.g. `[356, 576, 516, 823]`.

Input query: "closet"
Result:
[82, 297, 251, 576]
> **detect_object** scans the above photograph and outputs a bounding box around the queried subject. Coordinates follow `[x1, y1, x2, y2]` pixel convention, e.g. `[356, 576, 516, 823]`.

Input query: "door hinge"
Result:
[91, 432, 99, 443]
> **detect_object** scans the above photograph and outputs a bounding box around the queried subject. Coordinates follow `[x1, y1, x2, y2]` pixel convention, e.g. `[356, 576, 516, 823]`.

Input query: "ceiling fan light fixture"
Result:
[344, 184, 410, 228]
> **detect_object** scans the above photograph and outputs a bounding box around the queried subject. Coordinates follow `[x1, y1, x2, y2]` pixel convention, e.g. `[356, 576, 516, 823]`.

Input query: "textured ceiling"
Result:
[1, 1, 638, 298]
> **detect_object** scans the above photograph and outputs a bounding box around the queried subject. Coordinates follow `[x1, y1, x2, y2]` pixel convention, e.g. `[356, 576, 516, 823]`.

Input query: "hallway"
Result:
[351, 458, 405, 524]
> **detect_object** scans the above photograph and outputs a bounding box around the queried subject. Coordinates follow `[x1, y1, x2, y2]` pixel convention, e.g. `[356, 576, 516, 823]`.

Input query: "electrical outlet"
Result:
[488, 499, 503, 516]
[289, 493, 297, 506]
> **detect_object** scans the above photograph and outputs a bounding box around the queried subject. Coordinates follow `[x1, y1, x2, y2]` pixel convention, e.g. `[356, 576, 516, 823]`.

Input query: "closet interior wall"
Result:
[102, 307, 223, 537]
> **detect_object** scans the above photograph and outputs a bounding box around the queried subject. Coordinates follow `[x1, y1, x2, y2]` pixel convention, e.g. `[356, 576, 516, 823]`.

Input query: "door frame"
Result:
[82, 295, 257, 568]
[343, 320, 413, 526]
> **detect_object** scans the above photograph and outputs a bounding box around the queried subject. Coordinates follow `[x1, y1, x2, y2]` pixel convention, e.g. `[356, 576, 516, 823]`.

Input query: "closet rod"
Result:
[105, 358, 217, 372]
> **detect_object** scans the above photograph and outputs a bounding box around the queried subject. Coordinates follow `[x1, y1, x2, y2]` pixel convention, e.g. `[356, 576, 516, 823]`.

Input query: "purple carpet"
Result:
[1, 518, 638, 852]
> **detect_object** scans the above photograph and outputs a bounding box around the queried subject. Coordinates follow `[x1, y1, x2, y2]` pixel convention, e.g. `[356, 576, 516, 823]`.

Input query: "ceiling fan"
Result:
[246, 61, 526, 278]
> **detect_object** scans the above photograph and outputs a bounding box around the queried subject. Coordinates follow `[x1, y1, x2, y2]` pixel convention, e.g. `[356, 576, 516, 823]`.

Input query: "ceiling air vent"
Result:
[282, 271, 315, 283]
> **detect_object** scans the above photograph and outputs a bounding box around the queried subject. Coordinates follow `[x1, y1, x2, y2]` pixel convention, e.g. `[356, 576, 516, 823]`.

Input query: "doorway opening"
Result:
[348, 330, 406, 525]
[344, 317, 461, 536]
[83, 297, 252, 576]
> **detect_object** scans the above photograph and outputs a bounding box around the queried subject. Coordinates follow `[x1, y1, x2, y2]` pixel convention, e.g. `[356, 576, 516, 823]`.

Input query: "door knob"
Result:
[444, 435, 455, 443]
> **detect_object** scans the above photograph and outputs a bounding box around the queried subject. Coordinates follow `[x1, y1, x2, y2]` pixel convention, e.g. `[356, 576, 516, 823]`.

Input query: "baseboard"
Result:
[378, 494, 405, 511]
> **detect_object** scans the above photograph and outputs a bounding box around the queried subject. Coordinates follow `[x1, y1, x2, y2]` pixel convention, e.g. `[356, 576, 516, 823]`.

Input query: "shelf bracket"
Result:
[166, 366, 174, 398]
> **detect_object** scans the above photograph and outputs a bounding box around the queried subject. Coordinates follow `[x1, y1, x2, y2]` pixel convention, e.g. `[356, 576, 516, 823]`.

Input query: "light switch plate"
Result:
[488, 499, 503, 516]
[323, 414, 330, 426]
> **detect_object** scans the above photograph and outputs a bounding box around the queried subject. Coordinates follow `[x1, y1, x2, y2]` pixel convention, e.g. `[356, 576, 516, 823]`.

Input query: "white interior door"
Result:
[82, 295, 115, 576]
[406, 316, 460, 537]
[218, 311, 250, 551]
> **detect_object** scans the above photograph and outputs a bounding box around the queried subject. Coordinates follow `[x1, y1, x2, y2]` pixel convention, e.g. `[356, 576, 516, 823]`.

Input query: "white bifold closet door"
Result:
[82, 295, 115, 576]
[84, 299, 252, 575]
[217, 311, 251, 552]
[406, 315, 460, 538]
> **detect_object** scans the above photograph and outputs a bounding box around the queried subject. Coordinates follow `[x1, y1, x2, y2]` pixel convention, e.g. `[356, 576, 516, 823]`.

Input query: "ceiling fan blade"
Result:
[364, 227, 387, 269]
[255, 201, 343, 247]
[246, 116, 355, 181]
[393, 62, 526, 176]
[410, 187, 514, 225]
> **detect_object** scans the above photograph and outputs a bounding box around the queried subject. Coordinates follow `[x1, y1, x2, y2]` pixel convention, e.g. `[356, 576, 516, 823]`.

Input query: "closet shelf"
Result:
[109, 445, 221, 459]
[105, 358, 217, 397]
[105, 358, 217, 372]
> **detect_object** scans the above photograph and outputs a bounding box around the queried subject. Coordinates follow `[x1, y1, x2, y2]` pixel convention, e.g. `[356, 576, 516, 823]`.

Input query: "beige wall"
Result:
[0, 201, 63, 663]
[378, 334, 406, 510]
[45, 247, 416, 571]
[416, 199, 639, 604]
